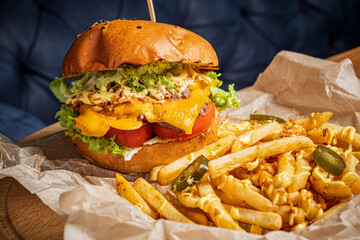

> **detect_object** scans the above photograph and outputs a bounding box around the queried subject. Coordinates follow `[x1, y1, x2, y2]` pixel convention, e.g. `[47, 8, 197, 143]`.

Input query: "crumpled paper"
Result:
[1, 50, 360, 239]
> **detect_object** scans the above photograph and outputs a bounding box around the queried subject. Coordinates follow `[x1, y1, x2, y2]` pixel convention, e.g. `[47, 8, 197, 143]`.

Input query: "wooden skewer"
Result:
[147, 0, 156, 22]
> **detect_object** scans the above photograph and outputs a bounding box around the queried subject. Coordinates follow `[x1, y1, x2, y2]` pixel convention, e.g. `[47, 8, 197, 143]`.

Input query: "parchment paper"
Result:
[1, 51, 360, 239]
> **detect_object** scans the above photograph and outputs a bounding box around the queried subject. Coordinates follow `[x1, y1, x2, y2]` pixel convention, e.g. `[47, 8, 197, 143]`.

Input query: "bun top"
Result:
[62, 19, 219, 78]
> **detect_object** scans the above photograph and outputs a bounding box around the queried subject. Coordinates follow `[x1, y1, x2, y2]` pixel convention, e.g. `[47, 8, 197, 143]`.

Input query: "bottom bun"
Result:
[71, 115, 220, 173]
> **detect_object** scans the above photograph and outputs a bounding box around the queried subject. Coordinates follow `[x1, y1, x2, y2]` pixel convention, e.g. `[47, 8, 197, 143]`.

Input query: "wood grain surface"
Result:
[1, 46, 359, 239]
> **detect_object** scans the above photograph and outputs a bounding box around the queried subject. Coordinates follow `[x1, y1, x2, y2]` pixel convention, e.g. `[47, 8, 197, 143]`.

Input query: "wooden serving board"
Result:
[0, 177, 65, 239]
[0, 46, 359, 239]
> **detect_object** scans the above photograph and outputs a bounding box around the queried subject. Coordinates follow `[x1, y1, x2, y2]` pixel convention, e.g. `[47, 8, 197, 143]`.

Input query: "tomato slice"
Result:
[153, 103, 216, 140]
[104, 123, 153, 148]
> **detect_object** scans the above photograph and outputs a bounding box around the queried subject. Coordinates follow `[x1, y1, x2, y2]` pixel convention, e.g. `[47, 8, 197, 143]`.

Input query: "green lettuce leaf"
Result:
[208, 72, 240, 109]
[50, 62, 182, 102]
[56, 105, 128, 156]
[207, 72, 223, 87]
[49, 73, 96, 103]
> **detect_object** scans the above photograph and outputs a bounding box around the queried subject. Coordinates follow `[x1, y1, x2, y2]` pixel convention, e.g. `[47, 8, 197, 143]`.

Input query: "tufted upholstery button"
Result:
[0, 0, 360, 141]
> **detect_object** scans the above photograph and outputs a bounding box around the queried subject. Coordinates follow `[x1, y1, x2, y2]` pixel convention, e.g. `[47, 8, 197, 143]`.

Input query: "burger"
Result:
[49, 19, 240, 173]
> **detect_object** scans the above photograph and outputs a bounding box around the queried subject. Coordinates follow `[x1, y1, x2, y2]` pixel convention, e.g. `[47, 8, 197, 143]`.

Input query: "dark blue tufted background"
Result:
[1, 0, 360, 142]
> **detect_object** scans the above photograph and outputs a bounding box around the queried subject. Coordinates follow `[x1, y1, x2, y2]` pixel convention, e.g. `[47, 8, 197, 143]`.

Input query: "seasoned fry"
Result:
[273, 153, 295, 189]
[218, 118, 252, 138]
[209, 136, 314, 179]
[276, 205, 306, 229]
[322, 201, 349, 220]
[132, 178, 194, 224]
[175, 188, 201, 208]
[292, 112, 332, 130]
[250, 225, 262, 235]
[341, 172, 360, 195]
[224, 204, 282, 230]
[115, 173, 158, 219]
[342, 153, 359, 175]
[196, 179, 245, 231]
[213, 187, 252, 209]
[298, 189, 324, 221]
[166, 194, 210, 225]
[310, 166, 352, 199]
[287, 150, 312, 193]
[322, 122, 360, 149]
[149, 165, 165, 181]
[256, 162, 289, 205]
[157, 134, 235, 185]
[352, 151, 360, 159]
[231, 122, 283, 153]
[212, 174, 278, 212]
[307, 128, 333, 145]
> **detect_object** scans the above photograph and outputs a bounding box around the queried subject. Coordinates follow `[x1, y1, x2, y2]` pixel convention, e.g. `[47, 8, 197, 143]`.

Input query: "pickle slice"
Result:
[250, 114, 286, 123]
[171, 155, 209, 192]
[312, 145, 346, 176]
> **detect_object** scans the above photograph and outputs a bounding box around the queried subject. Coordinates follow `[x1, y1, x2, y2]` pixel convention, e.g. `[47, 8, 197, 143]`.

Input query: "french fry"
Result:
[352, 151, 360, 160]
[175, 188, 201, 208]
[231, 122, 283, 153]
[196, 179, 245, 231]
[150, 165, 165, 181]
[276, 205, 306, 228]
[218, 118, 252, 137]
[307, 128, 333, 145]
[223, 204, 282, 230]
[321, 122, 360, 149]
[212, 174, 278, 212]
[157, 134, 235, 186]
[213, 186, 253, 209]
[341, 172, 360, 195]
[256, 162, 289, 205]
[287, 150, 312, 193]
[115, 173, 158, 219]
[209, 136, 314, 179]
[310, 167, 352, 199]
[298, 189, 324, 221]
[343, 153, 359, 174]
[132, 178, 194, 224]
[273, 153, 295, 189]
[322, 201, 349, 220]
[250, 225, 263, 235]
[292, 112, 333, 130]
[166, 194, 210, 225]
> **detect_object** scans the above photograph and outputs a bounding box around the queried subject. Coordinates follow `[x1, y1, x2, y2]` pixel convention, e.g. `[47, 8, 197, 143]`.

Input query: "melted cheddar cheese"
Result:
[75, 88, 210, 137]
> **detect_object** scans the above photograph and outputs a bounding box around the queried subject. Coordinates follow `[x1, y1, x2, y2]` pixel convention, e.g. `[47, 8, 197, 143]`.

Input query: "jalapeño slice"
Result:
[250, 114, 286, 123]
[312, 145, 346, 176]
[171, 155, 209, 192]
